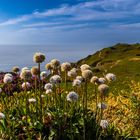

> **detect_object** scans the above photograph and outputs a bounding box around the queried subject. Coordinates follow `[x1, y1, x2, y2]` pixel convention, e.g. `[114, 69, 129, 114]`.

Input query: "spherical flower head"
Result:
[90, 76, 99, 84]
[61, 62, 71, 72]
[4, 73, 13, 78]
[33, 52, 45, 63]
[31, 66, 40, 76]
[82, 70, 93, 80]
[21, 67, 29, 72]
[100, 120, 109, 129]
[0, 112, 5, 119]
[97, 103, 107, 110]
[20, 69, 32, 80]
[73, 79, 81, 87]
[71, 68, 78, 72]
[40, 71, 47, 79]
[46, 89, 53, 94]
[98, 77, 106, 84]
[80, 64, 91, 71]
[22, 82, 31, 90]
[44, 83, 53, 90]
[12, 66, 20, 73]
[45, 63, 52, 70]
[50, 75, 62, 84]
[67, 70, 77, 78]
[105, 73, 116, 82]
[50, 59, 60, 68]
[28, 98, 36, 103]
[0, 88, 2, 93]
[98, 84, 109, 96]
[3, 75, 13, 83]
[41, 94, 45, 98]
[67, 91, 79, 102]
[76, 76, 83, 82]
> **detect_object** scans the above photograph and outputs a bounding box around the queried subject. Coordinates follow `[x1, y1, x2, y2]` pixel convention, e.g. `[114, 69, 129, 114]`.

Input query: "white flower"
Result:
[0, 112, 5, 119]
[44, 83, 53, 90]
[4, 73, 13, 78]
[106, 73, 116, 82]
[73, 79, 81, 87]
[45, 63, 52, 70]
[80, 64, 91, 71]
[31, 66, 39, 76]
[0, 88, 2, 93]
[66, 91, 79, 102]
[33, 52, 46, 63]
[97, 103, 107, 110]
[90, 76, 99, 84]
[40, 71, 47, 79]
[71, 68, 78, 73]
[61, 62, 71, 71]
[46, 89, 53, 94]
[3, 75, 13, 83]
[98, 77, 106, 84]
[50, 75, 62, 84]
[82, 70, 93, 80]
[28, 98, 36, 103]
[41, 95, 45, 98]
[20, 69, 32, 80]
[67, 70, 77, 78]
[100, 120, 109, 129]
[12, 66, 20, 73]
[98, 84, 109, 95]
[76, 76, 83, 82]
[50, 59, 60, 68]
[21, 67, 29, 72]
[22, 82, 31, 90]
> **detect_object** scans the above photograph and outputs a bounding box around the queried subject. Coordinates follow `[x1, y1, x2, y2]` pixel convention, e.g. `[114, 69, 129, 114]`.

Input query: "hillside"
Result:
[76, 43, 140, 80]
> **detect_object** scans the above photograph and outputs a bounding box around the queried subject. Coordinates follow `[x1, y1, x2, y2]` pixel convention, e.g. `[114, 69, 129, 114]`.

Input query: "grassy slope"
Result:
[76, 43, 140, 81]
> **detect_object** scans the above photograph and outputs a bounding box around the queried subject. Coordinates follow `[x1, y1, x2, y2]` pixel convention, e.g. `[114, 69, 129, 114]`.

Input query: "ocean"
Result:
[0, 44, 99, 72]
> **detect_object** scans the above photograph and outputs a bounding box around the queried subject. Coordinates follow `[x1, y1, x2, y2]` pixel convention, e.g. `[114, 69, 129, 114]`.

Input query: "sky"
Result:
[0, 0, 140, 47]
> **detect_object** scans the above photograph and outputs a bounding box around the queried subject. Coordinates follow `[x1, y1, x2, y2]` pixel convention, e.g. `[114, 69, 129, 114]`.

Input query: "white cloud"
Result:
[0, 0, 139, 45]
[0, 0, 139, 27]
[23, 22, 64, 28]
[113, 22, 140, 29]
[0, 15, 31, 26]
[21, 23, 91, 31]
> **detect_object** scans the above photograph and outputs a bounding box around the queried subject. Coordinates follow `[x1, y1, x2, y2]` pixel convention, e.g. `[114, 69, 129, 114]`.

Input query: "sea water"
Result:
[0, 44, 98, 72]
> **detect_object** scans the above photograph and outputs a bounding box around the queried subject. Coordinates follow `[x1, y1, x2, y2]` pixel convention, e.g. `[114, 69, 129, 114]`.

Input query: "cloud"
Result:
[0, 0, 140, 45]
[113, 22, 140, 29]
[0, 15, 32, 26]
[23, 22, 64, 28]
[0, 0, 139, 27]
[21, 23, 91, 31]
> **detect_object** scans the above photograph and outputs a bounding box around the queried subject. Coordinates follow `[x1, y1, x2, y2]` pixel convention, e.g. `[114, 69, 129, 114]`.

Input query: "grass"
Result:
[76, 43, 140, 80]
[0, 44, 140, 139]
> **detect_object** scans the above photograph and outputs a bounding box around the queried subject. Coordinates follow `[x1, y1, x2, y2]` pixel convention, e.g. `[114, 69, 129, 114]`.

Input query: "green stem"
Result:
[95, 85, 98, 120]
[24, 81, 29, 136]
[100, 94, 103, 121]
[35, 76, 38, 121]
[83, 80, 88, 140]
[38, 63, 43, 122]
[65, 71, 67, 91]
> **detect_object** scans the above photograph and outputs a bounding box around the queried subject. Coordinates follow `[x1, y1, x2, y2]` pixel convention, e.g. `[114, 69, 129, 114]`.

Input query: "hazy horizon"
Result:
[0, 0, 140, 71]
[0, 44, 99, 71]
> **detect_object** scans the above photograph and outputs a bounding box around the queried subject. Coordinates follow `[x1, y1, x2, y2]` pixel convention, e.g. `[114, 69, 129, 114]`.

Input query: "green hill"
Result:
[76, 43, 140, 80]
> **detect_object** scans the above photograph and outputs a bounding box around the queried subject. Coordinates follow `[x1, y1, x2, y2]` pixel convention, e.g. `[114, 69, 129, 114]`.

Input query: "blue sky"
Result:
[0, 0, 140, 47]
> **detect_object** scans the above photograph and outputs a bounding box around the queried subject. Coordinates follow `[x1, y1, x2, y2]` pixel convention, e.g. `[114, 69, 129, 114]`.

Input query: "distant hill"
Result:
[76, 43, 140, 79]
